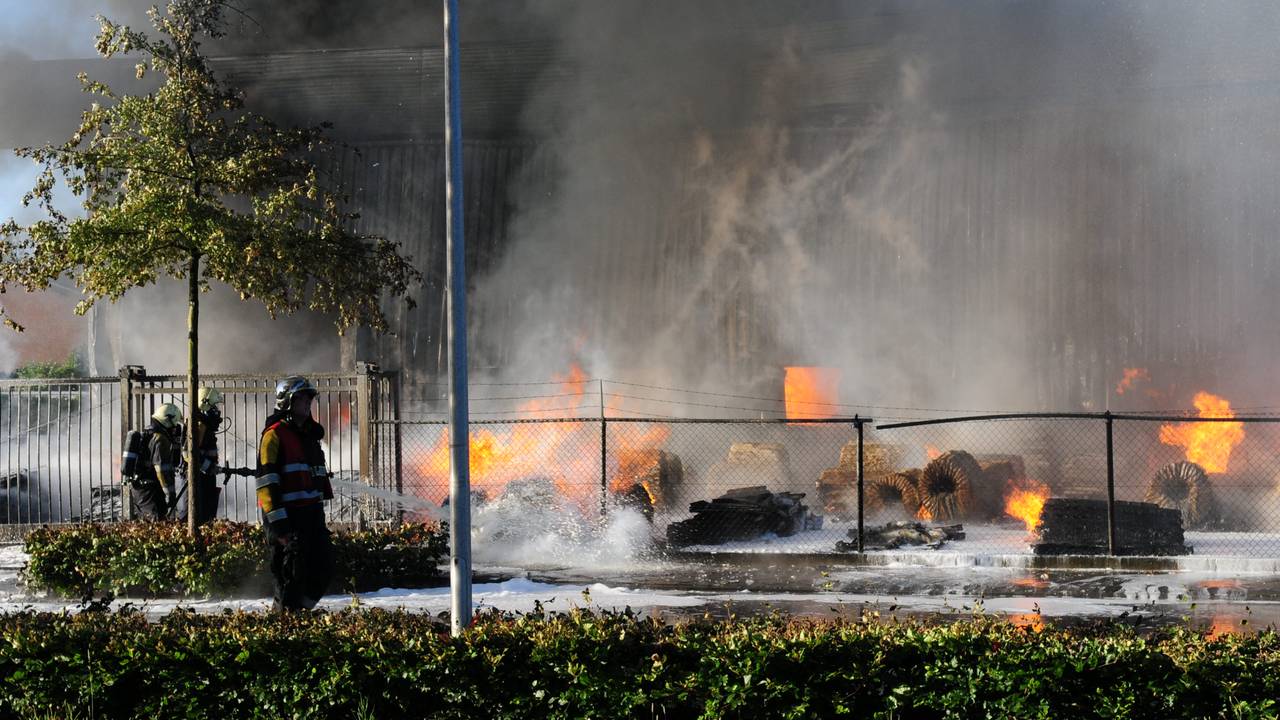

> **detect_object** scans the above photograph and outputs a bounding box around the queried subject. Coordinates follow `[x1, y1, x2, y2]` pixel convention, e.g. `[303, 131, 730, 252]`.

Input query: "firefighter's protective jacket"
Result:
[256, 412, 332, 534]
[193, 411, 220, 479]
[147, 420, 182, 491]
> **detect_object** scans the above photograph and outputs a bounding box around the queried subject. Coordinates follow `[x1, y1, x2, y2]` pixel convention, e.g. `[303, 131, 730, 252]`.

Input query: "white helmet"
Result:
[274, 375, 318, 411]
[152, 403, 182, 429]
[198, 387, 223, 414]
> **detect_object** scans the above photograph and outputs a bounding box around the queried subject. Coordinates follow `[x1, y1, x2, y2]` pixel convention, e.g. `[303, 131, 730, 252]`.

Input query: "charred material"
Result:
[918, 451, 980, 521]
[970, 457, 1021, 520]
[666, 485, 819, 547]
[864, 470, 922, 518]
[613, 449, 684, 520]
[815, 468, 857, 518]
[817, 443, 903, 519]
[976, 454, 1027, 481]
[1145, 461, 1216, 530]
[835, 521, 965, 551]
[72, 486, 124, 523]
[1034, 498, 1190, 556]
[0, 472, 52, 524]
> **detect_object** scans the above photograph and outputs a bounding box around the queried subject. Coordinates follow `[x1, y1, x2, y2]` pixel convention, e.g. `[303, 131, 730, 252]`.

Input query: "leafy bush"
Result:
[0, 609, 1276, 719]
[22, 520, 448, 597]
[13, 351, 84, 379]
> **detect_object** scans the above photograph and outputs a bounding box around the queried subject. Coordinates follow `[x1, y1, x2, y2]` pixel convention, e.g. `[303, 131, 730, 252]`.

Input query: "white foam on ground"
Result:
[471, 489, 660, 570]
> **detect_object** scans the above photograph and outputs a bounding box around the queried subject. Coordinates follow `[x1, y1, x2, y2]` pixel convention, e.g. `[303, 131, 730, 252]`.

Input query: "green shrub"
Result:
[21, 520, 448, 597]
[0, 609, 1276, 719]
[13, 351, 84, 379]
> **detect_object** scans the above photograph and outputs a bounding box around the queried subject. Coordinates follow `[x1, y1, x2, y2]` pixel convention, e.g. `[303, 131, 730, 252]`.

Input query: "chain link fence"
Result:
[393, 413, 1280, 560]
[8, 373, 1280, 562]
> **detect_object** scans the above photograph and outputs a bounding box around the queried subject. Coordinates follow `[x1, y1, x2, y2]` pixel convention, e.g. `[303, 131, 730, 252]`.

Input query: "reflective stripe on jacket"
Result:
[257, 418, 333, 522]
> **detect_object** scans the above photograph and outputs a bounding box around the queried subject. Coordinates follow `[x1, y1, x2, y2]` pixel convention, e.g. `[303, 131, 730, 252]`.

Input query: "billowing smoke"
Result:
[8, 0, 1280, 409]
[0, 0, 368, 375]
[471, 1, 1280, 415]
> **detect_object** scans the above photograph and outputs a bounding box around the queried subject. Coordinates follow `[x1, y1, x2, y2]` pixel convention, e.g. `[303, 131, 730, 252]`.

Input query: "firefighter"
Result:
[127, 403, 183, 520]
[257, 376, 333, 611]
[185, 387, 224, 525]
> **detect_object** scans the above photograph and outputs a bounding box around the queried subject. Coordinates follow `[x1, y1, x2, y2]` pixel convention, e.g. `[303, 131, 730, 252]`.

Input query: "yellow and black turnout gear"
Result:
[127, 419, 182, 520]
[177, 408, 223, 525]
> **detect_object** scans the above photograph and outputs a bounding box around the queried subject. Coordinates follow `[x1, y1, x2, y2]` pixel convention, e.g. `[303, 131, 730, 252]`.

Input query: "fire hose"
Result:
[167, 465, 254, 515]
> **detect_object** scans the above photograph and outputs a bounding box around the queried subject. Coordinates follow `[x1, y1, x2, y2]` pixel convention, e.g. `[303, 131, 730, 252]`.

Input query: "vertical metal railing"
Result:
[1, 365, 399, 532]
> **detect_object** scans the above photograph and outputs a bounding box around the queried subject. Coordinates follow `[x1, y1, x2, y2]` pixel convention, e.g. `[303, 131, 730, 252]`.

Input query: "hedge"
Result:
[21, 521, 448, 597]
[0, 609, 1276, 719]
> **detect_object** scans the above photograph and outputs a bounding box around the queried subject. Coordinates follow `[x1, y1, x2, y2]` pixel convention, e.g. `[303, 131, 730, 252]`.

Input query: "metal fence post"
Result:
[355, 361, 379, 530]
[1105, 411, 1117, 555]
[599, 379, 607, 518]
[856, 416, 865, 553]
[391, 372, 404, 525]
[118, 365, 144, 521]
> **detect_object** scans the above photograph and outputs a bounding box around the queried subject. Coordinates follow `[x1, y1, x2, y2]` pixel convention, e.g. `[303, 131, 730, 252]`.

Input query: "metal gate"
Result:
[0, 364, 399, 535]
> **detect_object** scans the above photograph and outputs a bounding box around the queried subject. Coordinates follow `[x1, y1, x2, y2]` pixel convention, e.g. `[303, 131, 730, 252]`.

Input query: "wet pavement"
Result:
[4, 543, 1280, 632]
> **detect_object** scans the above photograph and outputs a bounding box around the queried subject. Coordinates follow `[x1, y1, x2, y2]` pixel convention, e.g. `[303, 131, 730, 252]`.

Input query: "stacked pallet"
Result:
[1034, 498, 1190, 556]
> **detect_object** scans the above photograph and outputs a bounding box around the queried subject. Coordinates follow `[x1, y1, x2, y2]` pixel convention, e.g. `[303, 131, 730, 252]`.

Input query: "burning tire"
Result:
[865, 470, 922, 518]
[918, 451, 979, 521]
[1145, 461, 1216, 530]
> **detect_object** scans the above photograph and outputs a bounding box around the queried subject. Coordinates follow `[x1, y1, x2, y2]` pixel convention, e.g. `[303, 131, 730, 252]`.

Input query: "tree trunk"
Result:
[187, 252, 200, 538]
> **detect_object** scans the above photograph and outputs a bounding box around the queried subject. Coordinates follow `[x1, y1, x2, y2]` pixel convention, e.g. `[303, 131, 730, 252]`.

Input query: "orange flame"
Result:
[784, 367, 840, 420]
[609, 424, 673, 494]
[924, 444, 942, 461]
[1159, 392, 1245, 474]
[1007, 613, 1045, 633]
[1004, 479, 1050, 534]
[413, 364, 599, 508]
[1206, 615, 1237, 639]
[412, 364, 673, 511]
[1115, 367, 1150, 395]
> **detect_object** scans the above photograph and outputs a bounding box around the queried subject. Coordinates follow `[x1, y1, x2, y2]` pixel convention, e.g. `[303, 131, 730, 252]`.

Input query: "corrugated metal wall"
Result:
[342, 91, 1280, 410]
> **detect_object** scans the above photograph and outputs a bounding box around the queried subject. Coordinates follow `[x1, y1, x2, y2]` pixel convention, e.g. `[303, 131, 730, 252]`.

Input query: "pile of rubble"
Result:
[666, 485, 821, 547]
[835, 521, 965, 552]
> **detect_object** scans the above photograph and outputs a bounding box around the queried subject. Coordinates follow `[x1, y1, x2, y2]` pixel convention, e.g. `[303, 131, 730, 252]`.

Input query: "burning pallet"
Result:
[1034, 498, 1191, 556]
[666, 485, 819, 547]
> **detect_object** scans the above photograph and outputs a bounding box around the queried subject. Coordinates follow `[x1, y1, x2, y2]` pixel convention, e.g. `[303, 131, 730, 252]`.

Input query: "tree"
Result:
[0, 0, 421, 536]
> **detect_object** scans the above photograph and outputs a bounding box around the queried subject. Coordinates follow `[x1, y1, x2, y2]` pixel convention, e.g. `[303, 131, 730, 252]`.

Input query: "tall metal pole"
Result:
[599, 379, 607, 517]
[856, 417, 864, 553]
[444, 0, 472, 636]
[1105, 412, 1116, 556]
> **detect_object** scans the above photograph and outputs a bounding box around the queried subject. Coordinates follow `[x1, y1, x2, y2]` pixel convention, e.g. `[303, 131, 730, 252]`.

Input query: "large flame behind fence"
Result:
[1159, 392, 1244, 474]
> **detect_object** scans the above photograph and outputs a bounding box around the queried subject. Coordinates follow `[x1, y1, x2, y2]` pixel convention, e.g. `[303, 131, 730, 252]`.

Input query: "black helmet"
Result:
[274, 376, 318, 410]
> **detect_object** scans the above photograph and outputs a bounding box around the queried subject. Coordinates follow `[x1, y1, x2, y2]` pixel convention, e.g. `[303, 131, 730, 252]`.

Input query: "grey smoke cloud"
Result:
[471, 0, 1280, 415]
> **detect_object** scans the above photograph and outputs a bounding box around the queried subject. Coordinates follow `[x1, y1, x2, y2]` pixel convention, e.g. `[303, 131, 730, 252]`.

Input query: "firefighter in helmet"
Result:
[128, 403, 184, 520]
[257, 376, 334, 611]
[184, 387, 225, 525]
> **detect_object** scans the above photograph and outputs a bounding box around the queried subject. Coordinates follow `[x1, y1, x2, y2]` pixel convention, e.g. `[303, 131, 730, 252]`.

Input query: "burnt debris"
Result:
[666, 485, 820, 547]
[835, 521, 965, 551]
